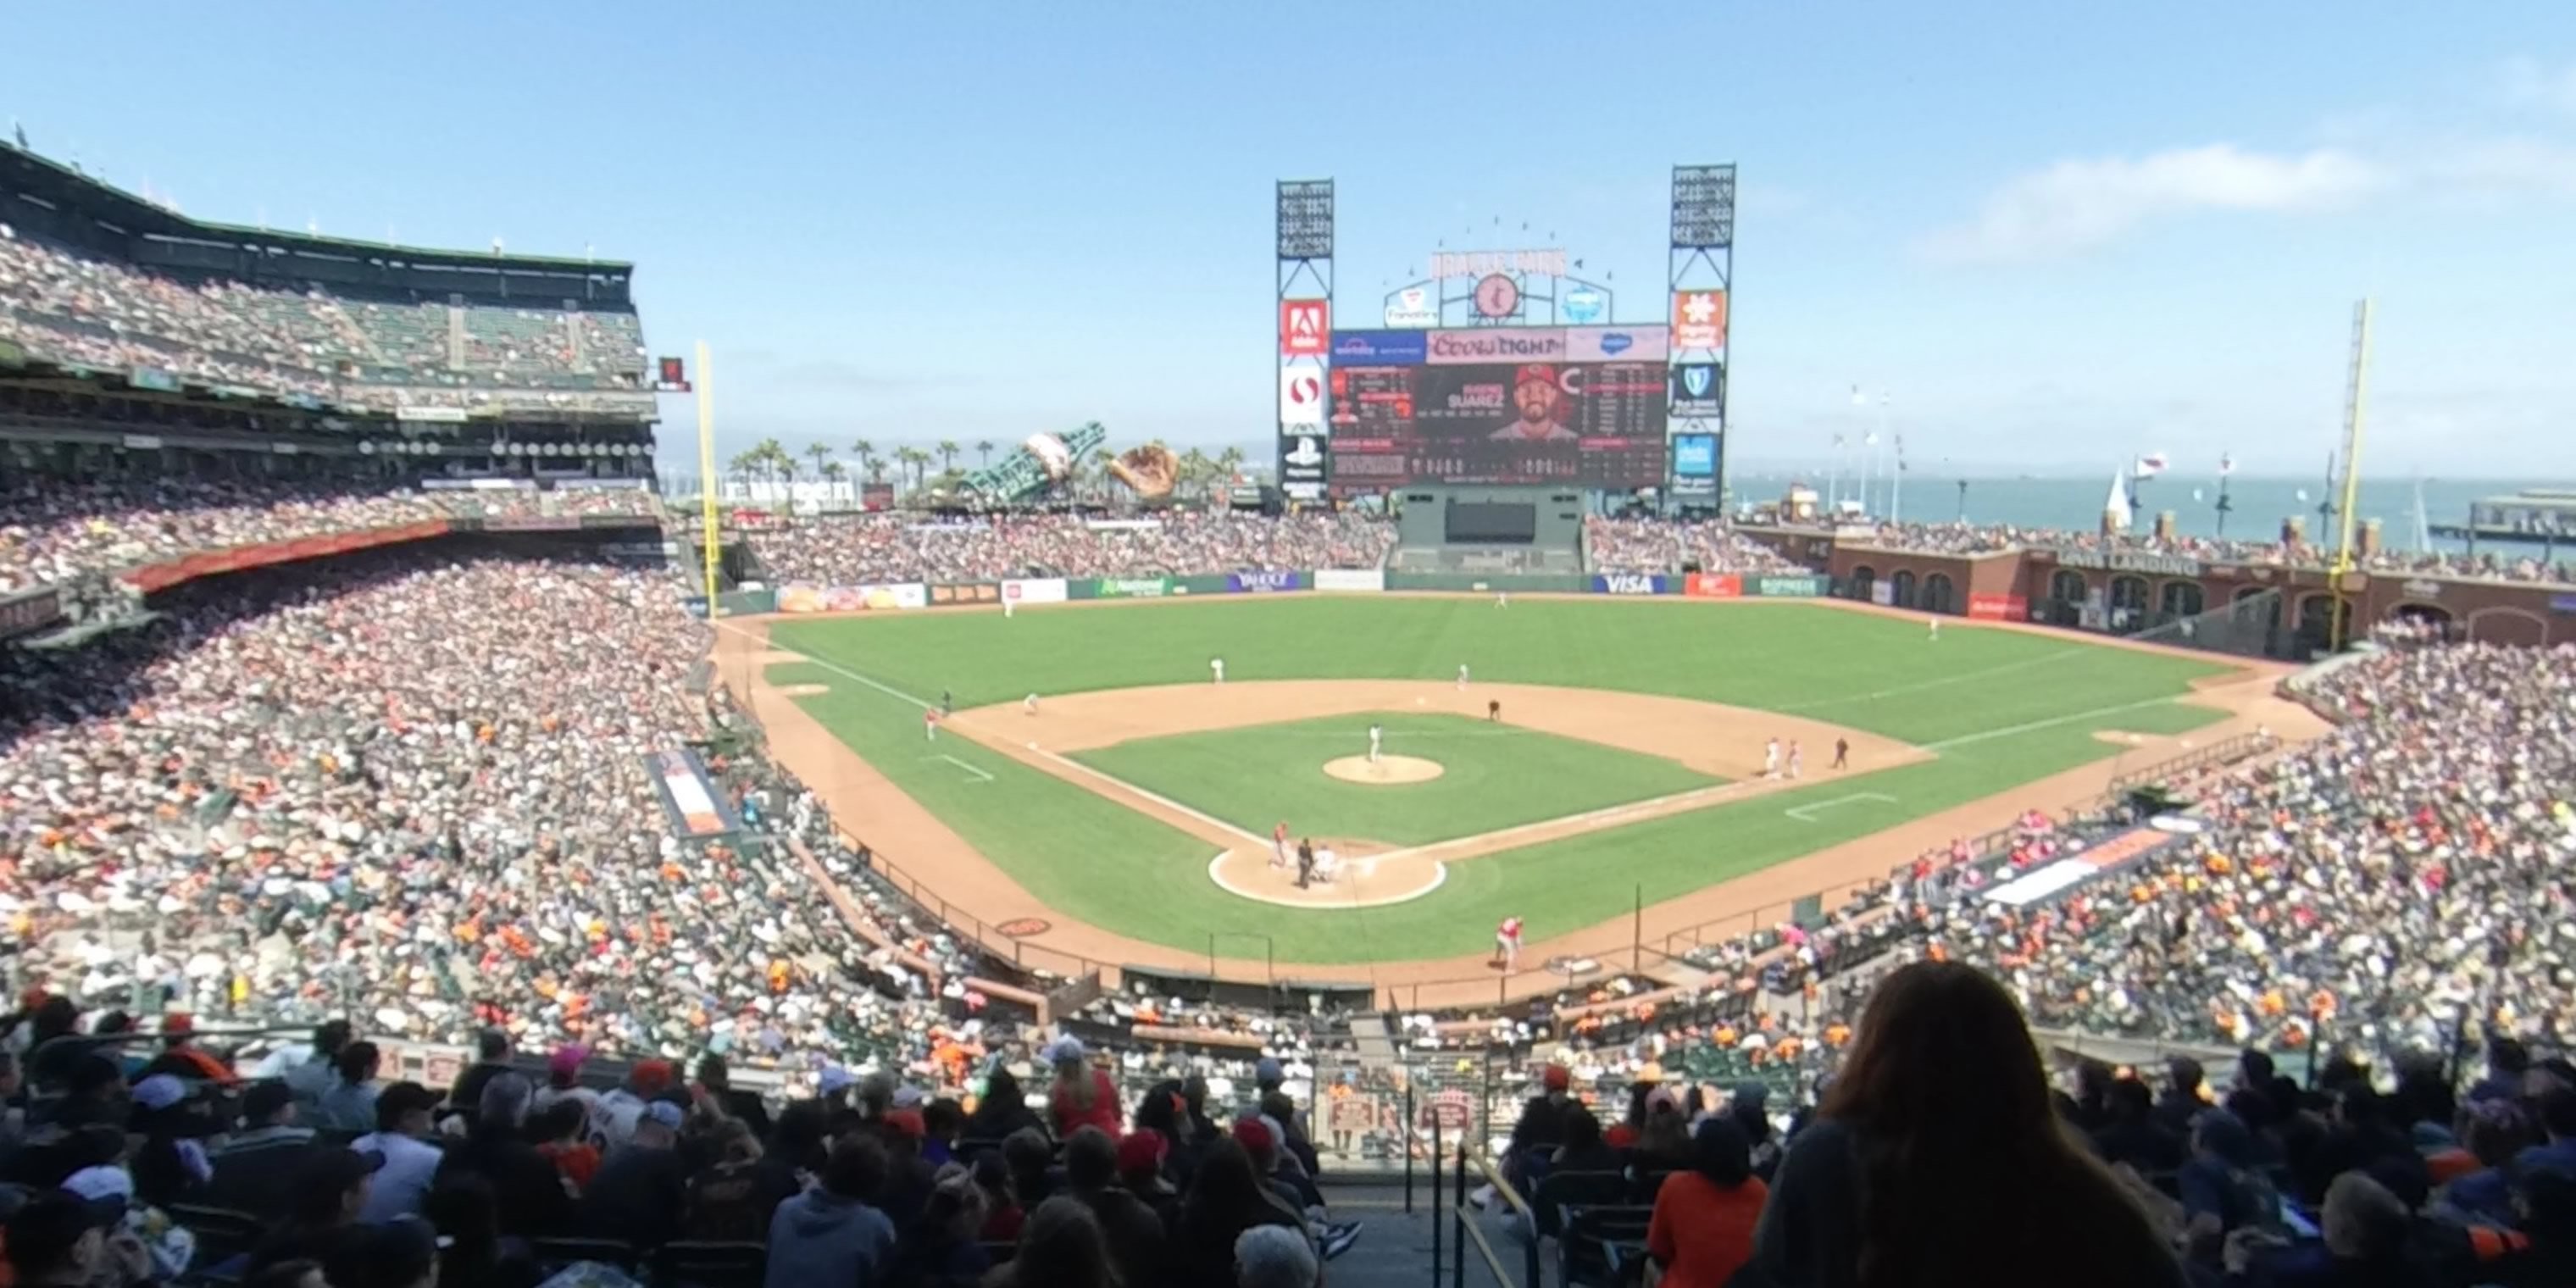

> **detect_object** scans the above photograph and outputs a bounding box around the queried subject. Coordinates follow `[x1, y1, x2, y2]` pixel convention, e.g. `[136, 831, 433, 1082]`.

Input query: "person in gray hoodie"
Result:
[765, 1133, 897, 1288]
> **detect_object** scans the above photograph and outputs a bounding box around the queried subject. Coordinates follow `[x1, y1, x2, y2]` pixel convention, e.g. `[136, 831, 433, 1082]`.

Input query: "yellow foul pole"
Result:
[696, 341, 720, 618]
[2329, 299, 2373, 649]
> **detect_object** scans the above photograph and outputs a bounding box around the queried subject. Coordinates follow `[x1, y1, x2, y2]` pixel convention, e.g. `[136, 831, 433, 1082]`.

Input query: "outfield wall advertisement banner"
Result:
[1229, 570, 1307, 593]
[776, 584, 929, 613]
[1755, 575, 1829, 598]
[1967, 592, 2029, 621]
[1314, 569, 1385, 592]
[1090, 576, 1173, 599]
[1002, 578, 1069, 606]
[928, 583, 1002, 607]
[1684, 573, 1741, 599]
[1593, 573, 1674, 596]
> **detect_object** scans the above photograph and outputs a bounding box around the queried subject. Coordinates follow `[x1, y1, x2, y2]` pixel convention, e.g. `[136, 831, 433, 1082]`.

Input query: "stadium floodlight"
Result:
[1670, 164, 1736, 250]
[1277, 180, 1334, 260]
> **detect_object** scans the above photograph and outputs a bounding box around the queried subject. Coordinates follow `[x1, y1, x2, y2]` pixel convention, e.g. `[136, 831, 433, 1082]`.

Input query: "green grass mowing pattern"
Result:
[758, 600, 2231, 963]
[1069, 712, 1723, 847]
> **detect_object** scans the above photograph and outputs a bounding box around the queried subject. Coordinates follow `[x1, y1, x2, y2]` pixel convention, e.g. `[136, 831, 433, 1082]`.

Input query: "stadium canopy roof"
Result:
[1, 143, 636, 300]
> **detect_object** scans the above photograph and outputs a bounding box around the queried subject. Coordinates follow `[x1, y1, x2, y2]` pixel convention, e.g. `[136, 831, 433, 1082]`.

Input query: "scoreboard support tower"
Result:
[1668, 164, 1735, 517]
[1275, 180, 1335, 503]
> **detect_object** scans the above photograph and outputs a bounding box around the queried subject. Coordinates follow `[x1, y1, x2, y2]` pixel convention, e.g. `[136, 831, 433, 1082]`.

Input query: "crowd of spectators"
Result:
[744, 513, 1398, 586]
[1582, 518, 1803, 576]
[0, 477, 659, 593]
[0, 222, 647, 409]
[1851, 519, 2576, 586]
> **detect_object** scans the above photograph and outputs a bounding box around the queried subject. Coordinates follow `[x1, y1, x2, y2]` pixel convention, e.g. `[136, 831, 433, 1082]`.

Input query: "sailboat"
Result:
[2103, 466, 2133, 534]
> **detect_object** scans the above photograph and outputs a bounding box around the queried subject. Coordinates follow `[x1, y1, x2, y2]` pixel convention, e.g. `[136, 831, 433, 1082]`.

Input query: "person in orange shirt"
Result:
[1647, 1117, 1768, 1288]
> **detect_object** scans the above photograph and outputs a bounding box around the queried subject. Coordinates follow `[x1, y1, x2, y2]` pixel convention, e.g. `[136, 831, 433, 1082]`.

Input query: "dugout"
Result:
[1388, 486, 1585, 575]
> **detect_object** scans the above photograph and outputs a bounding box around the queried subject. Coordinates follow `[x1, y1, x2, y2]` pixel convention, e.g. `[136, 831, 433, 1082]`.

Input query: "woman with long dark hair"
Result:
[1738, 961, 2188, 1288]
[1173, 1137, 1306, 1287]
[1646, 1117, 1767, 1288]
[984, 1197, 1117, 1288]
[964, 1067, 1049, 1144]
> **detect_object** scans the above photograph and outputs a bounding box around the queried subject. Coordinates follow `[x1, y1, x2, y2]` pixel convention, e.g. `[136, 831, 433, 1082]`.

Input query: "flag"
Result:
[2133, 452, 2168, 480]
[2219, 453, 2235, 476]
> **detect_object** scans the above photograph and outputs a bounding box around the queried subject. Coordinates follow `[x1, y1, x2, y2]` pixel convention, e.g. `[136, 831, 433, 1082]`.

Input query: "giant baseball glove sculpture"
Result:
[1108, 444, 1180, 498]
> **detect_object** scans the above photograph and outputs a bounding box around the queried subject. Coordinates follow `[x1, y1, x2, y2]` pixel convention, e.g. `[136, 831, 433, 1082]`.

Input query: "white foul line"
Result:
[1784, 792, 1899, 823]
[1026, 746, 1273, 847]
[930, 754, 994, 782]
[719, 619, 937, 709]
[1921, 695, 2180, 751]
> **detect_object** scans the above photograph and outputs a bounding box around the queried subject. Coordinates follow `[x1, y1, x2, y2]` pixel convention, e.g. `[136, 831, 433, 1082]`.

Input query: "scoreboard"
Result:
[1327, 359, 1666, 491]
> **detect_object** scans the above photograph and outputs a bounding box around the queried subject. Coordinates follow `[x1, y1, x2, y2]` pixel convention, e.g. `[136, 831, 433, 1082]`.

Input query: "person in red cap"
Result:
[142, 1013, 237, 1085]
[1493, 365, 1575, 441]
[1477, 1063, 1575, 1210]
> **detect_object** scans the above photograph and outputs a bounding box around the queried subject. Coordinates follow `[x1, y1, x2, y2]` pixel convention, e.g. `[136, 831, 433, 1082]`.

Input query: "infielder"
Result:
[1787, 741, 1804, 780]
[1272, 820, 1291, 869]
[1210, 657, 1225, 684]
[1457, 663, 1470, 690]
[1763, 737, 1781, 778]
[923, 708, 939, 741]
[1367, 723, 1383, 763]
[1494, 916, 1524, 970]
[1024, 692, 1039, 715]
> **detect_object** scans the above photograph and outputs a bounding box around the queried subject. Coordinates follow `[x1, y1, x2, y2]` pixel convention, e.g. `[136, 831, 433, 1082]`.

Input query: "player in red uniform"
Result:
[1272, 820, 1291, 869]
[1494, 916, 1524, 971]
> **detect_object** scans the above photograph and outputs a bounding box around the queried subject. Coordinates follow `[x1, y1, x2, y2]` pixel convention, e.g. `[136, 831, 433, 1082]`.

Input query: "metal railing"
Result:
[1432, 1141, 1539, 1288]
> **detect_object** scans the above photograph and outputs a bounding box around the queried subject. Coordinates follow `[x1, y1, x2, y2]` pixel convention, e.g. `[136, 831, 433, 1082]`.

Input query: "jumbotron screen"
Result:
[1324, 329, 1668, 491]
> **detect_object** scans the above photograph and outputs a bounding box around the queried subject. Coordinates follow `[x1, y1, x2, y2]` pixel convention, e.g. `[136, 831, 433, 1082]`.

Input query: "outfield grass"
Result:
[761, 599, 2231, 963]
[1070, 712, 1723, 847]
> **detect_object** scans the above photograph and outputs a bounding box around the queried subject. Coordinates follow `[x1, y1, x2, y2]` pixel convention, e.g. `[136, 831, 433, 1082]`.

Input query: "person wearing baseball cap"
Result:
[244, 1146, 385, 1276]
[351, 1082, 444, 1225]
[4, 1190, 137, 1285]
[579, 1099, 687, 1250]
[207, 1079, 321, 1221]
[1492, 364, 1576, 441]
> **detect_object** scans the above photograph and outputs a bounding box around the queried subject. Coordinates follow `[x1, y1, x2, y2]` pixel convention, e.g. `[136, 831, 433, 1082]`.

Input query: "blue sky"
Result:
[8, 2, 2573, 479]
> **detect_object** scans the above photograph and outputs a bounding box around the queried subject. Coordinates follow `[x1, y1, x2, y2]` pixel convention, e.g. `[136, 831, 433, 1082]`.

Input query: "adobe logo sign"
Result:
[1280, 300, 1330, 356]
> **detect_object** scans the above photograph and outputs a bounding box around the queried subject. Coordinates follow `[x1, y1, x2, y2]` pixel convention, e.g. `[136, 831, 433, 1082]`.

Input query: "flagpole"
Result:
[1882, 395, 1897, 525]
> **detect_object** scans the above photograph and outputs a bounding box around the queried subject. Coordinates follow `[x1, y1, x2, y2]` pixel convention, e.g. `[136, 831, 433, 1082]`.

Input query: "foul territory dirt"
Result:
[709, 602, 2318, 1007]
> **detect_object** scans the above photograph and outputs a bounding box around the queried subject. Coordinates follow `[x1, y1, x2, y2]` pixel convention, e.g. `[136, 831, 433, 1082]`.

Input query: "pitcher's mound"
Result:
[1323, 755, 1444, 785]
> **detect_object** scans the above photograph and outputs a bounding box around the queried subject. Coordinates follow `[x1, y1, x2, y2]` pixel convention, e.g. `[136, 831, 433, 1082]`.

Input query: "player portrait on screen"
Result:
[1489, 364, 1577, 441]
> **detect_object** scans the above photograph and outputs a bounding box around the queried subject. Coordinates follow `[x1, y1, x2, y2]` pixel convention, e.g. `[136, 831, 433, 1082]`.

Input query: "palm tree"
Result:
[897, 446, 933, 491]
[1178, 447, 1210, 497]
[975, 439, 997, 468]
[724, 451, 757, 489]
[935, 440, 960, 475]
[852, 437, 878, 480]
[866, 456, 890, 483]
[1088, 446, 1115, 500]
[752, 438, 789, 481]
[804, 442, 832, 479]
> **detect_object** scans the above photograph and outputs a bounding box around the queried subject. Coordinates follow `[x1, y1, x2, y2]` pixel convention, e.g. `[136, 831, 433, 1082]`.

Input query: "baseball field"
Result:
[715, 595, 2300, 986]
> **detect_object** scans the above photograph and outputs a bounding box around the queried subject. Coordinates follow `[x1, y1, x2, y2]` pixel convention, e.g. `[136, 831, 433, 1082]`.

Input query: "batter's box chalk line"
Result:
[1783, 791, 1898, 823]
[925, 753, 995, 782]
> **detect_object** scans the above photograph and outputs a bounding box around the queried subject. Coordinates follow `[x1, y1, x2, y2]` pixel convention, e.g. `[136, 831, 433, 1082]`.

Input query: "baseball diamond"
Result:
[714, 593, 2307, 996]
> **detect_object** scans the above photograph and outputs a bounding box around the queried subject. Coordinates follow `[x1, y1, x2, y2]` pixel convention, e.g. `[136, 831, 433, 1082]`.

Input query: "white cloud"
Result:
[2426, 136, 2576, 200]
[1918, 144, 2387, 264]
[2500, 57, 2576, 115]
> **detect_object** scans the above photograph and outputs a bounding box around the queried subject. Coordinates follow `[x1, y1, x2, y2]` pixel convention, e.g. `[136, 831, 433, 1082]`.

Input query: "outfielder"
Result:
[923, 708, 939, 741]
[1210, 657, 1225, 684]
[1929, 618, 1940, 641]
[1496, 591, 1508, 608]
[1367, 723, 1383, 763]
